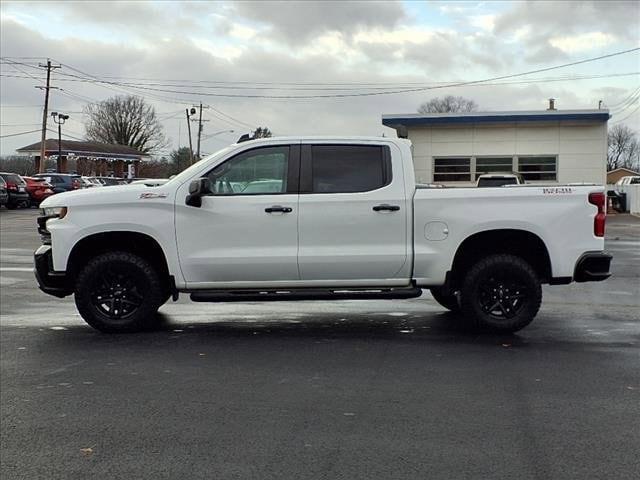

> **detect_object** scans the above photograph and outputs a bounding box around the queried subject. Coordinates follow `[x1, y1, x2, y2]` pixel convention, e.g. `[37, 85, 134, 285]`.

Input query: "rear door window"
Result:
[304, 145, 391, 193]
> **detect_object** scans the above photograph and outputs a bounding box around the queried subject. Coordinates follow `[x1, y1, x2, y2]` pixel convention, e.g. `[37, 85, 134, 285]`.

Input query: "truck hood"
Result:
[39, 183, 173, 208]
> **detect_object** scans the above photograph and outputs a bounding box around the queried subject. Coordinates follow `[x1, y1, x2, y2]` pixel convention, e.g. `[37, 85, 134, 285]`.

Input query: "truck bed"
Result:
[411, 184, 605, 286]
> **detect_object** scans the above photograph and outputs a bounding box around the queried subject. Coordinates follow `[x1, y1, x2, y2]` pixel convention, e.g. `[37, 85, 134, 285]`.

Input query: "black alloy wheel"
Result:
[91, 267, 145, 320]
[478, 277, 527, 319]
[74, 251, 164, 333]
[461, 254, 542, 333]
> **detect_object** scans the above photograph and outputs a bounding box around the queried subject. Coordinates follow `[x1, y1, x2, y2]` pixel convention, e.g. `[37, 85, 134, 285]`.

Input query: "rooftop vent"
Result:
[547, 98, 556, 110]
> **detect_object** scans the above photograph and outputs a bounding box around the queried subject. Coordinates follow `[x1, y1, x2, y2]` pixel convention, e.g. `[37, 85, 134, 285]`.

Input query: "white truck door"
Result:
[297, 143, 409, 284]
[175, 144, 300, 287]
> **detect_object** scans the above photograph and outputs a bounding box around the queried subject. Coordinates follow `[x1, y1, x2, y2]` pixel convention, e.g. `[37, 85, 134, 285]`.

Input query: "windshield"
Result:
[165, 145, 237, 186]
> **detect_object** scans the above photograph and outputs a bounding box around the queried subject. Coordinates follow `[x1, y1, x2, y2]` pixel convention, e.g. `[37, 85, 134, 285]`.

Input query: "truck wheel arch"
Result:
[67, 231, 171, 286]
[449, 229, 552, 287]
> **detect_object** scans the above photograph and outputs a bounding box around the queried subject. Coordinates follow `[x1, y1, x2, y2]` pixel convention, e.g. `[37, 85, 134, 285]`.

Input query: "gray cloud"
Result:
[494, 0, 640, 47]
[231, 0, 406, 44]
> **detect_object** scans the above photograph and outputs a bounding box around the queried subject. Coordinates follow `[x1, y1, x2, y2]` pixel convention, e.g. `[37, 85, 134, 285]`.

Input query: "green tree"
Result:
[168, 147, 193, 175]
[251, 127, 272, 139]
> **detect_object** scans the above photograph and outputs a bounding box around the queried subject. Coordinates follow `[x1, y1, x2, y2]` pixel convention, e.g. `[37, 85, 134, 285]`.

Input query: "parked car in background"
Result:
[0, 176, 8, 207]
[476, 173, 525, 187]
[0, 172, 29, 209]
[81, 176, 102, 188]
[23, 176, 55, 207]
[615, 175, 640, 186]
[95, 176, 127, 186]
[33, 173, 82, 193]
[240, 179, 285, 194]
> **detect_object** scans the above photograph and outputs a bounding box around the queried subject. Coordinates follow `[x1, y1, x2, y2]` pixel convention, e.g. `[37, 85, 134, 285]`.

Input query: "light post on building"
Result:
[51, 112, 69, 173]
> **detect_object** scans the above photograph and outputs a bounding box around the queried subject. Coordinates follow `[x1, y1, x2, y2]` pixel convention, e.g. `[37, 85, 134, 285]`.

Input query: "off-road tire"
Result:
[460, 254, 541, 333]
[430, 287, 460, 312]
[74, 251, 164, 333]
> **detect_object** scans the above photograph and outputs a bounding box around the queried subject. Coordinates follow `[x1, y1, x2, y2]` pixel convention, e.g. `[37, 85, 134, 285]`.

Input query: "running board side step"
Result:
[190, 287, 423, 302]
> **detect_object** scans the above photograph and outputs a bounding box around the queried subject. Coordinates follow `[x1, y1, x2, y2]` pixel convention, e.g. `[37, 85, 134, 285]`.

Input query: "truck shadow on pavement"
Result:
[41, 310, 534, 348]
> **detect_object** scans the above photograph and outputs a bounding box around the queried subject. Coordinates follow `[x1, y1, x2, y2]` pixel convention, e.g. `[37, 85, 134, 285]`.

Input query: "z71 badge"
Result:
[139, 192, 168, 199]
[542, 187, 573, 195]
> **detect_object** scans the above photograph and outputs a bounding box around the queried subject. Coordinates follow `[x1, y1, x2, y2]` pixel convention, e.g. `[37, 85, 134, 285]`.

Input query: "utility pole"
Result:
[191, 103, 209, 161]
[35, 59, 60, 173]
[185, 108, 194, 164]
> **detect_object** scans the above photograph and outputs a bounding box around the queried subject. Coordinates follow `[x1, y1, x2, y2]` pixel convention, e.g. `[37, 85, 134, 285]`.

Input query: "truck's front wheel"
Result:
[461, 254, 541, 333]
[74, 251, 163, 333]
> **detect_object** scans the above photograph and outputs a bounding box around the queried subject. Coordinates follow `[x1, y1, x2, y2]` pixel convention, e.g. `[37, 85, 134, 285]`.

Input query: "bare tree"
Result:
[84, 95, 168, 154]
[607, 124, 640, 171]
[418, 95, 479, 114]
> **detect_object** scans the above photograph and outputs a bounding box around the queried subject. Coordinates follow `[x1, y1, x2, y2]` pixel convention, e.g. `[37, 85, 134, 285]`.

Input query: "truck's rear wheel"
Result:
[429, 287, 460, 311]
[74, 251, 163, 333]
[460, 254, 541, 333]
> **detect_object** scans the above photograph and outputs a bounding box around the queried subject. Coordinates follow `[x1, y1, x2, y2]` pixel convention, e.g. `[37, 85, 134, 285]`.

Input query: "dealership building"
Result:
[382, 107, 610, 186]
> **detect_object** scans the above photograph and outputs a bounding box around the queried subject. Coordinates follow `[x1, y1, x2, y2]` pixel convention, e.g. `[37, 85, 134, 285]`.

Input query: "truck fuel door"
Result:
[425, 221, 449, 241]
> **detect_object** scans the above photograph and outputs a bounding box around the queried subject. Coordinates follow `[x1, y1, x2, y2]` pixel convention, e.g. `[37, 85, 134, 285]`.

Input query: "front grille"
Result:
[36, 215, 52, 245]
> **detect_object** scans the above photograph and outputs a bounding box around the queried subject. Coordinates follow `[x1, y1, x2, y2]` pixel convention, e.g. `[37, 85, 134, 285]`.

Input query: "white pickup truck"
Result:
[35, 137, 611, 333]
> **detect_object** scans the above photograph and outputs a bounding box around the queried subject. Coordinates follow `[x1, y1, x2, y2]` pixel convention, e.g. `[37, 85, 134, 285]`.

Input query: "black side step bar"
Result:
[190, 287, 423, 303]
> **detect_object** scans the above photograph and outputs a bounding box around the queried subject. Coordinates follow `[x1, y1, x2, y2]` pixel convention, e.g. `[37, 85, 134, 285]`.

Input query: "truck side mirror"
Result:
[186, 178, 211, 207]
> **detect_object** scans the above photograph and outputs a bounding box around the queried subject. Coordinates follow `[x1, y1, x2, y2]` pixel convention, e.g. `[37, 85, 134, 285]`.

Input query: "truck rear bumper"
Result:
[34, 245, 71, 298]
[573, 251, 612, 282]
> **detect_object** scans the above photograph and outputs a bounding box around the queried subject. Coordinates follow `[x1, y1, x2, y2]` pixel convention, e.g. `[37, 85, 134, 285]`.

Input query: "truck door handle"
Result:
[373, 204, 400, 212]
[265, 205, 292, 213]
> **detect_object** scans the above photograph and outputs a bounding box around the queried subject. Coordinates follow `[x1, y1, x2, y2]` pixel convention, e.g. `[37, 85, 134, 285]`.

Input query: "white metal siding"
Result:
[409, 122, 607, 185]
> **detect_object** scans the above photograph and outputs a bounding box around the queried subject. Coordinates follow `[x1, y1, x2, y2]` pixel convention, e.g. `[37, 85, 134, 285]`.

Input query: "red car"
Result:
[23, 176, 55, 207]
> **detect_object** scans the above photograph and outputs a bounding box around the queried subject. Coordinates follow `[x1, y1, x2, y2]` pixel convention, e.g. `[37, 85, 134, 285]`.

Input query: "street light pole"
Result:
[51, 112, 69, 173]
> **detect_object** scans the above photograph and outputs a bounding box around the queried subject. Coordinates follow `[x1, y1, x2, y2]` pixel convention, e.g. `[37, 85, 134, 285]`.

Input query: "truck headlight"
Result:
[41, 206, 68, 219]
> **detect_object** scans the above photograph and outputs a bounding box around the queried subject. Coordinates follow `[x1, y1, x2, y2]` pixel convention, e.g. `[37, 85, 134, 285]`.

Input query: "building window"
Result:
[517, 156, 557, 181]
[475, 157, 514, 179]
[433, 158, 471, 182]
[433, 155, 558, 183]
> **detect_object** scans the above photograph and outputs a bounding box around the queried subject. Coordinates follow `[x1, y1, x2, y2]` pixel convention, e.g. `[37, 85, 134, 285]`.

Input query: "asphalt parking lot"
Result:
[1, 208, 639, 480]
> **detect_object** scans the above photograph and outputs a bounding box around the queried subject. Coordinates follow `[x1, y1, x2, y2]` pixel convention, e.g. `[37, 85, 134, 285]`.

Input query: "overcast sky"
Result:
[1, 0, 639, 156]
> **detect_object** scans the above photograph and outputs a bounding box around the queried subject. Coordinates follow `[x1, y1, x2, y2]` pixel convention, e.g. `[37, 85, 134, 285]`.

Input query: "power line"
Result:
[46, 127, 85, 141]
[35, 47, 640, 99]
[8, 49, 640, 98]
[0, 104, 44, 108]
[0, 128, 41, 139]
[4, 70, 639, 94]
[1, 64, 634, 87]
[610, 89, 640, 114]
[612, 104, 640, 124]
[607, 86, 640, 108]
[3, 71, 640, 91]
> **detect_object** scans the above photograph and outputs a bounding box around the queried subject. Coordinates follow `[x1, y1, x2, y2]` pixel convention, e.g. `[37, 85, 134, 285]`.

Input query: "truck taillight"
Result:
[589, 192, 606, 237]
[72, 179, 80, 189]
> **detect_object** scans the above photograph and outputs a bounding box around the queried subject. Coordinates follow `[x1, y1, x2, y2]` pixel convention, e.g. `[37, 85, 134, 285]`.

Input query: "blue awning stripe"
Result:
[382, 113, 610, 127]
